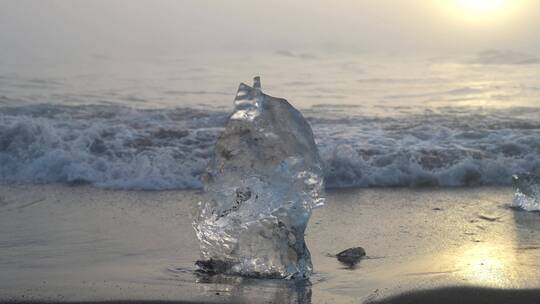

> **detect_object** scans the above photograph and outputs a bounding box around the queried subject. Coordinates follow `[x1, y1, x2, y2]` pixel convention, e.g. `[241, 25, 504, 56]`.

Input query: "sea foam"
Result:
[1, 104, 539, 190]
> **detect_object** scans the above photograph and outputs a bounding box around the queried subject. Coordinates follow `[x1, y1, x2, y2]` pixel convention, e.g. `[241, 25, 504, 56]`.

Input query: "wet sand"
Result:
[367, 286, 540, 304]
[0, 185, 538, 303]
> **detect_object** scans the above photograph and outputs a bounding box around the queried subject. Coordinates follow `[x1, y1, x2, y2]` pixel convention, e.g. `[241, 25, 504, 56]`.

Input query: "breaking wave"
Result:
[1, 103, 539, 190]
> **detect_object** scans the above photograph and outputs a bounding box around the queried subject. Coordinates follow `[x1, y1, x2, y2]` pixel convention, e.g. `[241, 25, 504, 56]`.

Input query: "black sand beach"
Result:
[7, 287, 540, 304]
[0, 185, 538, 303]
[367, 287, 540, 304]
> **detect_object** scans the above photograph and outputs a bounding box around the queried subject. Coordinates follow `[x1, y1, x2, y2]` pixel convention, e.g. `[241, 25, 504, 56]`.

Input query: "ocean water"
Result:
[1, 51, 539, 190]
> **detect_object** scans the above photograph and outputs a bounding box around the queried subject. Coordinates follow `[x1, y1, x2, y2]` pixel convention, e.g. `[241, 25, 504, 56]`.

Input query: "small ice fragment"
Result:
[193, 77, 325, 279]
[512, 174, 540, 211]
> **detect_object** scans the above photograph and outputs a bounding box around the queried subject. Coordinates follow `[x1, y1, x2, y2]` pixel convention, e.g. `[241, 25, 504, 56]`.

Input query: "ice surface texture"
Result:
[512, 174, 540, 211]
[193, 77, 325, 279]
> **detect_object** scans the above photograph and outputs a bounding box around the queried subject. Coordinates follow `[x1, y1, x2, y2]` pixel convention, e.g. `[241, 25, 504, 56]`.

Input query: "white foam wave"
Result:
[1, 104, 539, 190]
[0, 105, 225, 190]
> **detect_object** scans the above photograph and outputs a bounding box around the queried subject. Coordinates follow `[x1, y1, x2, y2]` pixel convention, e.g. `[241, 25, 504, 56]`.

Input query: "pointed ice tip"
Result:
[253, 76, 261, 89]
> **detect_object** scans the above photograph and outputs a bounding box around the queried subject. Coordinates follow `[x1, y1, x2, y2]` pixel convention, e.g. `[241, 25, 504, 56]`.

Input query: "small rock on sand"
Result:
[336, 247, 366, 266]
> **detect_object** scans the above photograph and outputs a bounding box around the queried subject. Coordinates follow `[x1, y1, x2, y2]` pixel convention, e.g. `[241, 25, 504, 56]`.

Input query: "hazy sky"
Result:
[1, 0, 539, 61]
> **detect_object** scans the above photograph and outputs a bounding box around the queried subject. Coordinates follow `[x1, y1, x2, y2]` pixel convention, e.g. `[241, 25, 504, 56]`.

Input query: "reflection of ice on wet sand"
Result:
[194, 274, 312, 304]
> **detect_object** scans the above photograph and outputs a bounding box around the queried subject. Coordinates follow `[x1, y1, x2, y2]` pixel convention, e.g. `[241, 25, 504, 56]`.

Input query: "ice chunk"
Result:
[512, 174, 540, 211]
[193, 77, 324, 279]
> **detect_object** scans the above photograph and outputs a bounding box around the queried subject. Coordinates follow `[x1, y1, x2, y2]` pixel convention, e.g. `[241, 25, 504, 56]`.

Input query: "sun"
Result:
[457, 0, 507, 13]
[441, 0, 519, 23]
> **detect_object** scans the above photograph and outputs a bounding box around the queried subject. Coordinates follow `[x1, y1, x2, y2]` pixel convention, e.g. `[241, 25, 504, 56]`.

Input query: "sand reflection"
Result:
[454, 243, 519, 287]
[451, 209, 538, 288]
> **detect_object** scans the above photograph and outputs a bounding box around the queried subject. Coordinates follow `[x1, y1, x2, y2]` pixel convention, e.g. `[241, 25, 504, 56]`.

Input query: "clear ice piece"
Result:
[193, 77, 325, 279]
[512, 174, 540, 211]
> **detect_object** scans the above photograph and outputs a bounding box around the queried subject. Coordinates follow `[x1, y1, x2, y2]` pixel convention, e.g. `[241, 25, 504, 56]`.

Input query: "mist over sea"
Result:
[1, 51, 539, 190]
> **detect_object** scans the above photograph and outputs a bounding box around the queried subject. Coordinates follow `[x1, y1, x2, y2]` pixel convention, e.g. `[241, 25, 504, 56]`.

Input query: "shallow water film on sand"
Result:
[193, 78, 324, 278]
[1, 186, 539, 303]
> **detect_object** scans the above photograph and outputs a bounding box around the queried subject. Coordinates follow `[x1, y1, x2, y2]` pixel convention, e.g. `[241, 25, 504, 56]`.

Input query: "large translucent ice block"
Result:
[193, 77, 324, 279]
